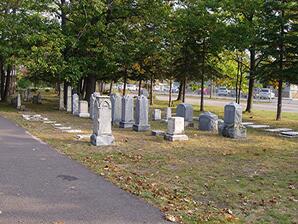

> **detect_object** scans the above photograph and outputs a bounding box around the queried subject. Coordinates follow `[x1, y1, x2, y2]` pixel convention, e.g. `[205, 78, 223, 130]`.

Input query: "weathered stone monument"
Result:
[119, 95, 134, 128]
[133, 95, 150, 131]
[110, 93, 122, 125]
[79, 100, 90, 118]
[140, 89, 149, 98]
[72, 93, 79, 116]
[59, 83, 65, 110]
[176, 103, 193, 126]
[219, 102, 246, 139]
[66, 86, 72, 112]
[90, 96, 115, 146]
[199, 112, 218, 132]
[163, 107, 172, 122]
[152, 109, 161, 121]
[164, 117, 188, 141]
[17, 93, 21, 109]
[90, 92, 101, 119]
[33, 93, 42, 104]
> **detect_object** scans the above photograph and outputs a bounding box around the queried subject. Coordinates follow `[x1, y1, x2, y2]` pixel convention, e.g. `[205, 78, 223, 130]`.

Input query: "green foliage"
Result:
[17, 77, 31, 89]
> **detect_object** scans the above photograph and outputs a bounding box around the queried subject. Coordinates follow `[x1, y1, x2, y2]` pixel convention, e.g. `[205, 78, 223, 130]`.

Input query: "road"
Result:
[157, 94, 298, 113]
[0, 116, 169, 224]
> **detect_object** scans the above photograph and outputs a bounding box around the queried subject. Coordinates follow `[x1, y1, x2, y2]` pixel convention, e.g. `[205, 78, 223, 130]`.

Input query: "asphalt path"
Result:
[0, 116, 169, 224]
[157, 94, 298, 113]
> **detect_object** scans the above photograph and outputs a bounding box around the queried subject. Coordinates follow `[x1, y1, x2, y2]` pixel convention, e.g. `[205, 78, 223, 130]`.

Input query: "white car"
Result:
[217, 87, 230, 96]
[127, 84, 137, 91]
[259, 88, 275, 99]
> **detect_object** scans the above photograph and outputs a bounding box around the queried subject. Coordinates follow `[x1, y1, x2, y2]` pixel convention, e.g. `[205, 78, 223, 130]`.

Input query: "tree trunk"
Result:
[123, 72, 127, 96]
[3, 66, 11, 101]
[109, 80, 113, 95]
[169, 79, 172, 107]
[138, 79, 142, 96]
[235, 57, 240, 103]
[150, 74, 154, 105]
[85, 74, 96, 102]
[276, 79, 283, 120]
[200, 76, 204, 112]
[177, 82, 183, 101]
[0, 59, 5, 101]
[182, 76, 186, 103]
[238, 58, 244, 104]
[246, 48, 256, 113]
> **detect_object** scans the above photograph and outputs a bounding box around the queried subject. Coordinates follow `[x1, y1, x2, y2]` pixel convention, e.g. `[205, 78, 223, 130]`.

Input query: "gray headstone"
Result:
[163, 107, 172, 122]
[140, 89, 149, 98]
[119, 95, 134, 128]
[66, 86, 72, 112]
[199, 112, 218, 132]
[164, 117, 188, 141]
[59, 83, 65, 110]
[133, 95, 150, 131]
[91, 96, 115, 146]
[176, 103, 193, 126]
[72, 93, 79, 116]
[110, 93, 122, 125]
[220, 102, 246, 139]
[79, 100, 90, 118]
[152, 109, 162, 121]
[90, 92, 101, 120]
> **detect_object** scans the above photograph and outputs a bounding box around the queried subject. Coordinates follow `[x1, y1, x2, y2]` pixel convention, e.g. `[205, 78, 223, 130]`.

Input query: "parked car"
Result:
[217, 87, 230, 96]
[127, 84, 137, 91]
[259, 88, 275, 99]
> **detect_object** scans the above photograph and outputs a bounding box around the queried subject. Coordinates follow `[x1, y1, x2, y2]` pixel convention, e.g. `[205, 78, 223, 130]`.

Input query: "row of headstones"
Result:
[11, 91, 42, 110]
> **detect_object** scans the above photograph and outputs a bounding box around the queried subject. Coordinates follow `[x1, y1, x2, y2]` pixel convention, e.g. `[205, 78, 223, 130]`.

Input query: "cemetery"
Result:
[0, 89, 297, 224]
[0, 1, 297, 223]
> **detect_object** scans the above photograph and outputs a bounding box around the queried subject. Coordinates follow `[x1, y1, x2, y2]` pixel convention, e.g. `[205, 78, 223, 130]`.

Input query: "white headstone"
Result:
[66, 86, 72, 112]
[133, 95, 150, 131]
[119, 95, 134, 128]
[72, 94, 79, 116]
[152, 109, 162, 121]
[91, 96, 115, 146]
[17, 93, 21, 109]
[59, 83, 65, 110]
[79, 100, 90, 118]
[110, 93, 122, 125]
[164, 117, 188, 141]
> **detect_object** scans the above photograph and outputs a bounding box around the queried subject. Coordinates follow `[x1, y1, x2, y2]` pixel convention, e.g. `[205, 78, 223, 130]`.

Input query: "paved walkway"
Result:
[0, 116, 169, 224]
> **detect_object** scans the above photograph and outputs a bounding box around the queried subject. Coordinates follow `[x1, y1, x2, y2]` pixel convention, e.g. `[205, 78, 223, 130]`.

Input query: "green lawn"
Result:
[0, 92, 297, 224]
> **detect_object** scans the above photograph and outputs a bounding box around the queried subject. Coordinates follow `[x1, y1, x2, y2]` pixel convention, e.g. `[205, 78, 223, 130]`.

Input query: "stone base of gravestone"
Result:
[219, 125, 247, 139]
[164, 133, 189, 141]
[79, 112, 90, 118]
[119, 121, 134, 128]
[133, 124, 150, 132]
[90, 134, 115, 146]
[151, 130, 165, 137]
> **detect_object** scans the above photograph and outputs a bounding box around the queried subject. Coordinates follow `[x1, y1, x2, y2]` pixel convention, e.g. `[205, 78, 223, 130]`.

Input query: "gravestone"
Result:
[140, 89, 149, 98]
[90, 92, 101, 119]
[176, 103, 193, 126]
[79, 100, 90, 118]
[59, 83, 65, 110]
[119, 95, 134, 128]
[199, 112, 218, 132]
[66, 86, 72, 112]
[152, 109, 162, 121]
[110, 93, 122, 125]
[164, 107, 172, 122]
[219, 102, 246, 139]
[164, 117, 188, 141]
[17, 93, 21, 109]
[133, 95, 150, 132]
[33, 93, 42, 104]
[72, 93, 79, 116]
[91, 96, 115, 146]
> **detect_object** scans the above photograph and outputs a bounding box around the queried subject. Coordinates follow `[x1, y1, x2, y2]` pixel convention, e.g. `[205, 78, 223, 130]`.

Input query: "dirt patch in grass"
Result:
[1, 94, 297, 224]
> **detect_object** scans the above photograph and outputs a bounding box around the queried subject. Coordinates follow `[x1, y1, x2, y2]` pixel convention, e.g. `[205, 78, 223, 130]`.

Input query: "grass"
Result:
[0, 92, 297, 224]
